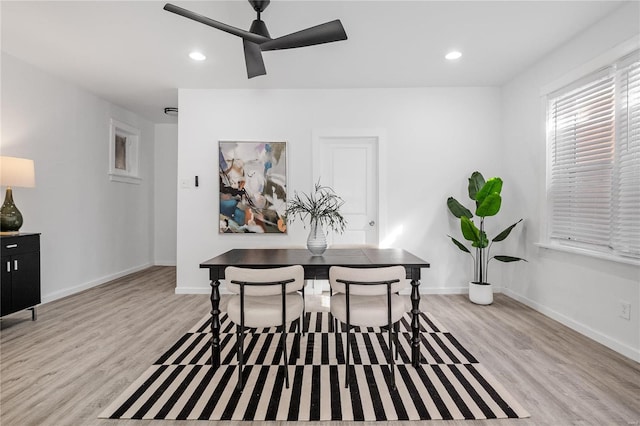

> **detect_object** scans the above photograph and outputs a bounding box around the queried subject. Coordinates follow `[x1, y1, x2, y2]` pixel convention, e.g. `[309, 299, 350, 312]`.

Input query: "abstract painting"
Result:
[219, 141, 287, 233]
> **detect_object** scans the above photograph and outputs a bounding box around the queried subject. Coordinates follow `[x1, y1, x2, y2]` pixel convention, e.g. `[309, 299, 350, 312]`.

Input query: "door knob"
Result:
[369, 220, 376, 226]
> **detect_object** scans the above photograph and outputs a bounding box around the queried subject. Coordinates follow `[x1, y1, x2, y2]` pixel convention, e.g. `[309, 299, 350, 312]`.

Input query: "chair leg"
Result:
[345, 284, 351, 388]
[388, 323, 393, 361]
[394, 322, 400, 360]
[345, 324, 350, 388]
[333, 318, 340, 363]
[237, 285, 246, 391]
[281, 286, 290, 389]
[386, 283, 396, 390]
[389, 323, 396, 390]
[295, 318, 301, 360]
[282, 328, 290, 388]
[390, 359, 396, 390]
[302, 285, 306, 336]
[328, 288, 335, 333]
[236, 324, 244, 391]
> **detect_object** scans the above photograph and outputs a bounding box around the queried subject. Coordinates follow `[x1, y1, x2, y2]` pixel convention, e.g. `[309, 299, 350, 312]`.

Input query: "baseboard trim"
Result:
[154, 261, 177, 267]
[41, 263, 153, 304]
[503, 288, 640, 363]
[422, 286, 487, 295]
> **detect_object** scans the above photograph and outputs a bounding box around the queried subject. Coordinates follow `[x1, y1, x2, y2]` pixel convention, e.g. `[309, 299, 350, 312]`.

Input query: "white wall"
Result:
[501, 2, 640, 361]
[1, 53, 156, 302]
[175, 87, 510, 294]
[154, 123, 178, 265]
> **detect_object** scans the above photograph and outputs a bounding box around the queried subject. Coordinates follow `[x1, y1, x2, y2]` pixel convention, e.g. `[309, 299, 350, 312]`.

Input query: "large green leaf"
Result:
[460, 216, 481, 243]
[471, 230, 489, 248]
[476, 193, 502, 217]
[492, 219, 523, 242]
[467, 171, 485, 200]
[447, 197, 473, 218]
[475, 177, 503, 205]
[493, 255, 527, 262]
[448, 235, 471, 253]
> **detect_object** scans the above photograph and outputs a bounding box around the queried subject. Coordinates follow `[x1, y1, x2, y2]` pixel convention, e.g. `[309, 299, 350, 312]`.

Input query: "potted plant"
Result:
[286, 181, 347, 255]
[447, 171, 526, 305]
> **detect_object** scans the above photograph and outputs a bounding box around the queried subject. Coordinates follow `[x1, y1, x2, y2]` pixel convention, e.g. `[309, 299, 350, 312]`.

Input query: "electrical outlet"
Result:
[620, 301, 631, 320]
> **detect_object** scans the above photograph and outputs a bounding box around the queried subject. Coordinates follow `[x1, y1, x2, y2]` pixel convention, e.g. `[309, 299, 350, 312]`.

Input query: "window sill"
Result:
[535, 242, 640, 267]
[109, 173, 142, 185]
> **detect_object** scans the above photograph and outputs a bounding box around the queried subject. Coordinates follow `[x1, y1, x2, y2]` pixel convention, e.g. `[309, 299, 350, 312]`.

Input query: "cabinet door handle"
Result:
[5, 244, 17, 249]
[14, 260, 18, 271]
[6, 261, 10, 272]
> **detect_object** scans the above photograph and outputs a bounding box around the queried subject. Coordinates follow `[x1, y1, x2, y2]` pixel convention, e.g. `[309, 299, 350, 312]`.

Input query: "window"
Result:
[109, 118, 141, 184]
[546, 50, 640, 260]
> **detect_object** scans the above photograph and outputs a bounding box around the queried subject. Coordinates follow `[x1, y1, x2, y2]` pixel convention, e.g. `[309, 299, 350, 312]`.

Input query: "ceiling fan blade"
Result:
[164, 3, 270, 44]
[259, 20, 347, 51]
[243, 40, 267, 78]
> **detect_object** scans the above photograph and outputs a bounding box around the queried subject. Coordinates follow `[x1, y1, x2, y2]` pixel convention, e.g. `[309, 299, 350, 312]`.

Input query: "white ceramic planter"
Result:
[469, 282, 493, 305]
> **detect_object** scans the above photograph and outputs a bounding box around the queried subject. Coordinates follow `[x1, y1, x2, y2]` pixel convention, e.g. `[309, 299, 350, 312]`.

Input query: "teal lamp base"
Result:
[0, 187, 24, 232]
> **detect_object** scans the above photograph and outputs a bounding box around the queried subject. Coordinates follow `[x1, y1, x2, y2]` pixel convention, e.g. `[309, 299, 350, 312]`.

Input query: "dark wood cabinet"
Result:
[1, 233, 41, 320]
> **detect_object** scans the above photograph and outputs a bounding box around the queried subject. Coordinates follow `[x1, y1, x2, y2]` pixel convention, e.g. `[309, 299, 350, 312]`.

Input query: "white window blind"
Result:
[547, 50, 640, 259]
[613, 58, 640, 256]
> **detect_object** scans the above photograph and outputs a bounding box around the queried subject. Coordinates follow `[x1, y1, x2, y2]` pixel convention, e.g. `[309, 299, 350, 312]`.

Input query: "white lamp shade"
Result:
[0, 156, 35, 188]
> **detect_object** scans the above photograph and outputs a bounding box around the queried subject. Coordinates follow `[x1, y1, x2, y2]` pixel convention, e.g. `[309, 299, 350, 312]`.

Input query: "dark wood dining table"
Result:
[200, 248, 430, 368]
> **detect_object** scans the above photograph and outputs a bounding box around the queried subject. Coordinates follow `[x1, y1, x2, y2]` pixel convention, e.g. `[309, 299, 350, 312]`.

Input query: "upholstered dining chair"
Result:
[225, 265, 305, 391]
[328, 265, 409, 389]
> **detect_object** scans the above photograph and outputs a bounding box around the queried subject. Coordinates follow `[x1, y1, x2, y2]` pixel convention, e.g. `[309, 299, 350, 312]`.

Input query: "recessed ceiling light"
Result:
[189, 51, 206, 61]
[445, 51, 462, 60]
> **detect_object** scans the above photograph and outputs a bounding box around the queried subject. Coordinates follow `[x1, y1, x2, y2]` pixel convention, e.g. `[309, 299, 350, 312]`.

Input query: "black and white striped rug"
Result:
[100, 312, 530, 421]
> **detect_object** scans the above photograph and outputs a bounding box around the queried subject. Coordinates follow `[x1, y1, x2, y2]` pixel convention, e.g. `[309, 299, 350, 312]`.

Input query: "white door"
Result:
[313, 130, 382, 247]
[311, 130, 382, 293]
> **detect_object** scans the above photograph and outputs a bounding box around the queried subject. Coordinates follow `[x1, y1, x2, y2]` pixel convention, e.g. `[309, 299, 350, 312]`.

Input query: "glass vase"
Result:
[306, 220, 327, 256]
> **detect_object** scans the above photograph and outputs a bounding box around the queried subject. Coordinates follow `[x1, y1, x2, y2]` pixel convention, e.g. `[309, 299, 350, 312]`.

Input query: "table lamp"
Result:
[0, 156, 35, 232]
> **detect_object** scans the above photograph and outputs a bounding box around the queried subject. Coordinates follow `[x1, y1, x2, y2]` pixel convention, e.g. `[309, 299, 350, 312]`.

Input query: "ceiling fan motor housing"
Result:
[249, 19, 270, 38]
[249, 0, 270, 13]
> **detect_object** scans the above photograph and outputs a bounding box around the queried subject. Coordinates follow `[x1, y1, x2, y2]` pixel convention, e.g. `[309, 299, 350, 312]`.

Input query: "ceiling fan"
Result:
[164, 1, 348, 79]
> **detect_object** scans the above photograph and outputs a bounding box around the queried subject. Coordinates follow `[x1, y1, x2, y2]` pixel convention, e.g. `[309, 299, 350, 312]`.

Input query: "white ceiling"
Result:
[1, 0, 625, 123]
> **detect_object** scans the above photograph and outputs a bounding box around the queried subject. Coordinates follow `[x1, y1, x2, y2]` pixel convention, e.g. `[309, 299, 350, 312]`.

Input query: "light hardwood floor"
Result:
[1, 266, 638, 426]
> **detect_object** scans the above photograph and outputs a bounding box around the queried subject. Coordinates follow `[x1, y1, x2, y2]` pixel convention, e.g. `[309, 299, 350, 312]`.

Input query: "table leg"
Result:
[210, 279, 221, 368]
[410, 279, 421, 367]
